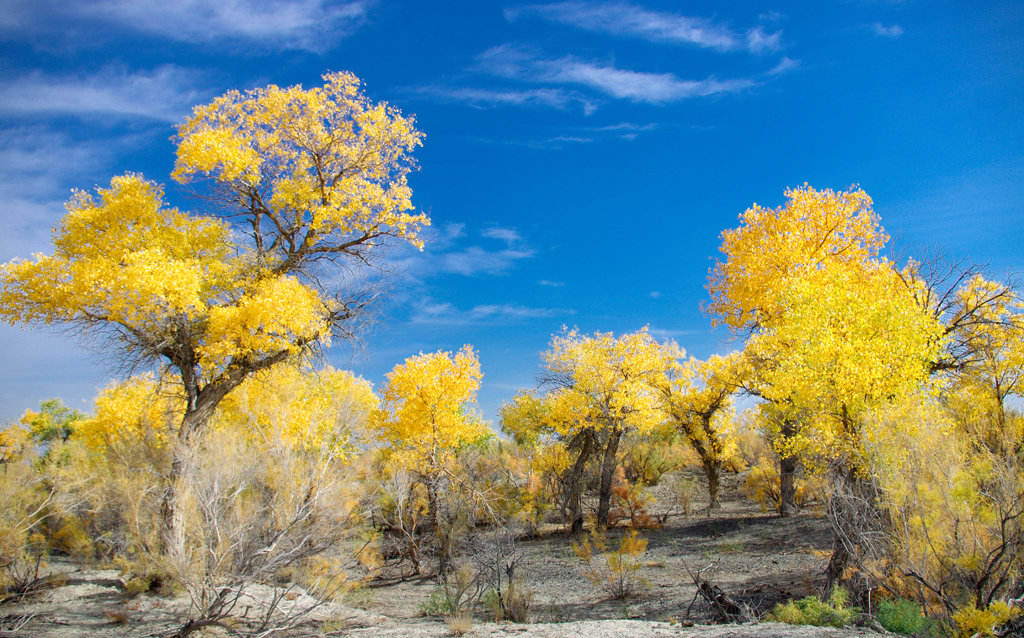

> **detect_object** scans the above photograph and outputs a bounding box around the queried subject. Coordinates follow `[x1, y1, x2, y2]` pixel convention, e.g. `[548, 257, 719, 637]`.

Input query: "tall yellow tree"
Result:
[1, 72, 427, 554]
[657, 351, 745, 511]
[529, 328, 671, 530]
[372, 346, 488, 572]
[706, 185, 943, 590]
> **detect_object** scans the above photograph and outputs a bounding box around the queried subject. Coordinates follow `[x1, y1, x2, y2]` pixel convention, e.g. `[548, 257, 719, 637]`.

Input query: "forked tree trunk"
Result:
[565, 429, 594, 535]
[596, 428, 622, 529]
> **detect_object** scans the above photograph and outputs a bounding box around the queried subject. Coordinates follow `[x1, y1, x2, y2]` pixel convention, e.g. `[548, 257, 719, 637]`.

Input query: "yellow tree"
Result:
[657, 351, 745, 511]
[534, 328, 671, 530]
[372, 346, 488, 572]
[1, 72, 427, 553]
[707, 185, 943, 590]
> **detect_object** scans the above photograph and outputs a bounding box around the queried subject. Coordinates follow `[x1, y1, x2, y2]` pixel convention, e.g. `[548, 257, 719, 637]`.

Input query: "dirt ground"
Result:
[0, 470, 890, 637]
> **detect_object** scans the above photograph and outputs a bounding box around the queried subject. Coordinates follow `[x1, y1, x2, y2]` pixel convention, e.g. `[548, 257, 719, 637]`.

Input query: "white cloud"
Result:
[388, 223, 536, 279]
[539, 280, 565, 287]
[1, 0, 372, 52]
[0, 66, 203, 122]
[746, 27, 782, 54]
[766, 56, 800, 76]
[413, 85, 598, 114]
[507, 2, 781, 54]
[411, 300, 572, 324]
[438, 246, 535, 276]
[476, 45, 756, 104]
[482, 227, 525, 244]
[0, 128, 121, 260]
[871, 23, 904, 38]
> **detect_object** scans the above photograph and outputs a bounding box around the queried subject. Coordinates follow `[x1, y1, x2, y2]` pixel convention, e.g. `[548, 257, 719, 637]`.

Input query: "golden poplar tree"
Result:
[1, 72, 427, 554]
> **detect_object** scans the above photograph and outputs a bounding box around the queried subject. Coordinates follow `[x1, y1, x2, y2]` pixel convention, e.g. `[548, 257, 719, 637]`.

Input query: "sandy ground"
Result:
[0, 471, 890, 637]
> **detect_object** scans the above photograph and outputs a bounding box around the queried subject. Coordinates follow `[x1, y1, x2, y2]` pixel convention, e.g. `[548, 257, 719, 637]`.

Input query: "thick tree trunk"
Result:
[425, 478, 449, 577]
[596, 428, 622, 530]
[779, 453, 799, 517]
[566, 429, 594, 535]
[702, 459, 722, 515]
[161, 366, 250, 560]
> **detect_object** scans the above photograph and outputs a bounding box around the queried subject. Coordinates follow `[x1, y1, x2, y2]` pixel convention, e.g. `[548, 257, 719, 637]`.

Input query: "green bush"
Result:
[878, 598, 927, 635]
[769, 587, 858, 628]
[417, 585, 453, 617]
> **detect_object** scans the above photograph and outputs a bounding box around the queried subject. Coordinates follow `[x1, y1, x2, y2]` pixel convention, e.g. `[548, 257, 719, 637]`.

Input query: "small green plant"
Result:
[768, 587, 858, 628]
[877, 598, 927, 635]
[418, 586, 454, 617]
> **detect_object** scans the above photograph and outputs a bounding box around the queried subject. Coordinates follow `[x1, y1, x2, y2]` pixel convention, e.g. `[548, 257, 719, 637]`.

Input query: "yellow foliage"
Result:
[573, 529, 649, 599]
[543, 328, 674, 436]
[953, 602, 1020, 638]
[708, 184, 886, 331]
[173, 71, 428, 254]
[373, 346, 487, 471]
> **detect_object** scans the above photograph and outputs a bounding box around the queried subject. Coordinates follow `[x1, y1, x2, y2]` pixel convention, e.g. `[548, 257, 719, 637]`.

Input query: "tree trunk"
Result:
[565, 429, 594, 535]
[425, 477, 449, 577]
[779, 453, 799, 517]
[596, 427, 622, 530]
[702, 459, 722, 515]
[161, 367, 249, 560]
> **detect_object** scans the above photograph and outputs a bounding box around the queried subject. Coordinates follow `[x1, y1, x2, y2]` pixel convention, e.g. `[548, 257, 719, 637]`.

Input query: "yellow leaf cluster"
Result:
[541, 328, 676, 438]
[373, 346, 487, 470]
[708, 184, 887, 330]
[173, 71, 428, 255]
[1, 174, 236, 329]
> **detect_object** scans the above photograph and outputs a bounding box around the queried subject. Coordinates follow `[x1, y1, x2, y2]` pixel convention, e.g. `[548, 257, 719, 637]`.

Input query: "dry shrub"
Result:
[741, 457, 822, 513]
[608, 478, 660, 530]
[622, 436, 693, 486]
[165, 423, 360, 636]
[0, 426, 57, 599]
[573, 529, 649, 599]
[860, 397, 1024, 631]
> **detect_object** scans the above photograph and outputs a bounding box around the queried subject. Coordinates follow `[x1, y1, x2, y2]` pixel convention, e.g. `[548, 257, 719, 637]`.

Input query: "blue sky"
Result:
[1, 0, 1021, 425]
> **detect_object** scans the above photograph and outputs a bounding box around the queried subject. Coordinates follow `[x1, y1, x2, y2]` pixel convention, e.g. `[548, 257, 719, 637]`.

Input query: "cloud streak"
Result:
[871, 23, 904, 38]
[0, 66, 203, 122]
[412, 85, 597, 113]
[411, 300, 573, 324]
[1, 0, 372, 52]
[507, 2, 781, 54]
[476, 45, 756, 103]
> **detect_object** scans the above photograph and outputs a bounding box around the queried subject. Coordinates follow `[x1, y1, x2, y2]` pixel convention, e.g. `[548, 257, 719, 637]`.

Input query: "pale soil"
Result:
[0, 470, 892, 637]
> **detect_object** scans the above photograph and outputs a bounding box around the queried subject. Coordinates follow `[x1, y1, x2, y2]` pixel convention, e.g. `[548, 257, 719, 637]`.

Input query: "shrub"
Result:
[573, 529, 649, 599]
[877, 598, 927, 635]
[768, 587, 858, 628]
[952, 602, 1021, 638]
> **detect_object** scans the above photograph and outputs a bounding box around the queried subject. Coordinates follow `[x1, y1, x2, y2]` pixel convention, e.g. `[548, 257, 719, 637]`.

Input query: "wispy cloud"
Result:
[507, 2, 781, 54]
[0, 66, 203, 122]
[0, 128, 118, 259]
[539, 280, 565, 287]
[412, 85, 598, 114]
[476, 44, 756, 103]
[1, 0, 372, 52]
[766, 56, 800, 76]
[870, 23, 904, 38]
[390, 223, 536, 279]
[437, 225, 536, 275]
[411, 300, 573, 324]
